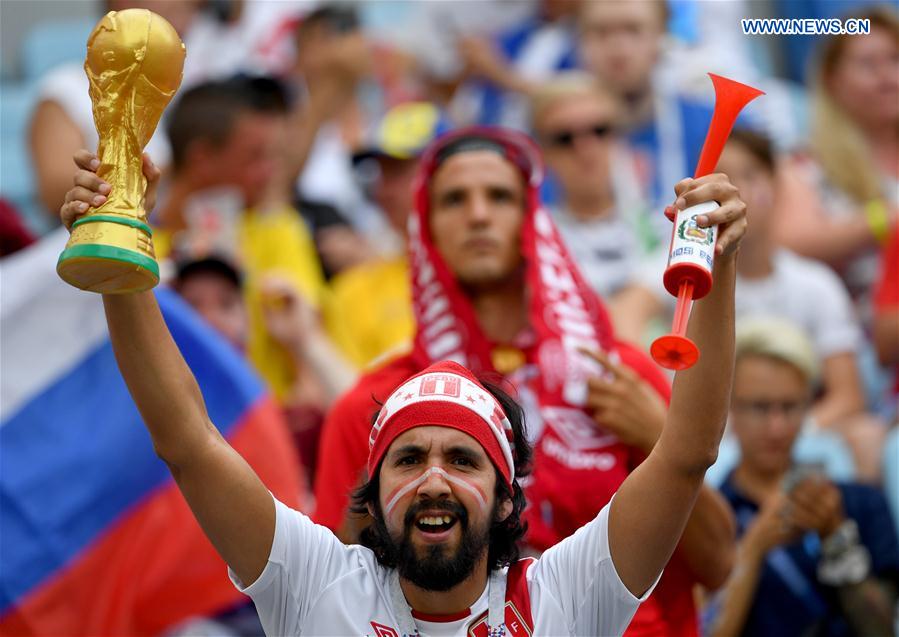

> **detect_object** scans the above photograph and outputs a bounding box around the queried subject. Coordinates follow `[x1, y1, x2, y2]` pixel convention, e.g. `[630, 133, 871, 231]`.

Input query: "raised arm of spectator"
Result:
[457, 35, 536, 96]
[608, 174, 746, 596]
[773, 157, 893, 266]
[60, 150, 275, 588]
[283, 31, 370, 187]
[260, 274, 357, 403]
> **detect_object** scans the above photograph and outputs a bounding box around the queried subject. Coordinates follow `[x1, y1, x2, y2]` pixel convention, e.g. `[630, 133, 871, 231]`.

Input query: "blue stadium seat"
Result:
[0, 81, 51, 234]
[20, 18, 95, 81]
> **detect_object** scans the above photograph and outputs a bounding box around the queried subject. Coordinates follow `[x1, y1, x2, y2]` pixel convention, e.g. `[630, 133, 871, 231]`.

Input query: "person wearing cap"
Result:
[707, 318, 899, 637]
[315, 126, 738, 634]
[59, 124, 745, 635]
[173, 254, 249, 351]
[324, 102, 450, 368]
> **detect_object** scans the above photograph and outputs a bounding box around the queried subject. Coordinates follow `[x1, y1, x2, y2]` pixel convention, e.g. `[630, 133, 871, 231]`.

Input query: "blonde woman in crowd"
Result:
[774, 6, 899, 317]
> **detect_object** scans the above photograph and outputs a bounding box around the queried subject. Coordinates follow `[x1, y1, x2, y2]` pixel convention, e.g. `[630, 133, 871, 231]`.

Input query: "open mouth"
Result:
[414, 512, 458, 536]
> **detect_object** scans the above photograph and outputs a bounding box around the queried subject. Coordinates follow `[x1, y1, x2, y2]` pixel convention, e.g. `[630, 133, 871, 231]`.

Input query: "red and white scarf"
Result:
[406, 126, 616, 414]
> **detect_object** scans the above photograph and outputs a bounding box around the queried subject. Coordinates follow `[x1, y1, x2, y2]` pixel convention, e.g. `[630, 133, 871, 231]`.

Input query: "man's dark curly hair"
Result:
[350, 379, 533, 572]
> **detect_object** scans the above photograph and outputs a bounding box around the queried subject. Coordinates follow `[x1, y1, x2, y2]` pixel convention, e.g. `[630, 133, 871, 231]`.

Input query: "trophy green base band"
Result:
[58, 244, 160, 294]
[72, 214, 154, 236]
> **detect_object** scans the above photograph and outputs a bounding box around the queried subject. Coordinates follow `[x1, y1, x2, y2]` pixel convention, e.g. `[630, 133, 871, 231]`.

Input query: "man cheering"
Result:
[60, 126, 745, 635]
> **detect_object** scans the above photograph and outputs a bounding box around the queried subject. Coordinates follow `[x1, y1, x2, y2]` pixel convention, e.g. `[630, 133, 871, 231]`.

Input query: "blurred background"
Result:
[1, 1, 897, 636]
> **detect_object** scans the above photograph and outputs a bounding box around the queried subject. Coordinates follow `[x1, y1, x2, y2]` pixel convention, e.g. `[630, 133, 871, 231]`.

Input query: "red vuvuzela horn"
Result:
[650, 74, 764, 371]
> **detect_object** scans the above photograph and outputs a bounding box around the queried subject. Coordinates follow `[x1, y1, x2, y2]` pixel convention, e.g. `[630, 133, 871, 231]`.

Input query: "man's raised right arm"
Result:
[61, 150, 274, 587]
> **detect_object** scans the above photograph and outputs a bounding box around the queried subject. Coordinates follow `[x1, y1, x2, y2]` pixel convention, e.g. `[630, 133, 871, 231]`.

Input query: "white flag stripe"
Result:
[1, 229, 109, 424]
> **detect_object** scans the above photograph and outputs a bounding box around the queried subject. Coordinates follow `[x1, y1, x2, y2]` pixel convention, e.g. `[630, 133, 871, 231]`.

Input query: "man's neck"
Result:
[732, 462, 785, 504]
[618, 83, 654, 130]
[736, 239, 775, 280]
[400, 560, 489, 616]
[469, 275, 529, 344]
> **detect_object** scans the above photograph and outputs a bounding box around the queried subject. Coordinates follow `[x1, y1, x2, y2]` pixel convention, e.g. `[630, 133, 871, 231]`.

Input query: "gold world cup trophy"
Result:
[57, 9, 185, 293]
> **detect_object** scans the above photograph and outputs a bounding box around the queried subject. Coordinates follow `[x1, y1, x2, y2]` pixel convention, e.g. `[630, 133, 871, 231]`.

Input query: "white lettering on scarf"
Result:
[542, 437, 617, 471]
[532, 208, 606, 405]
[409, 214, 467, 365]
[541, 406, 618, 451]
[533, 209, 601, 354]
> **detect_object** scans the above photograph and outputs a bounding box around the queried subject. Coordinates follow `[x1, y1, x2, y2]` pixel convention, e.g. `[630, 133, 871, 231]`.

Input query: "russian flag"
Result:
[0, 229, 303, 636]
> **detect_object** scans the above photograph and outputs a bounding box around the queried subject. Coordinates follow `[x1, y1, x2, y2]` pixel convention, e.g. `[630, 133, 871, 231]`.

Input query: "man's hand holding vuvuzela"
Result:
[59, 151, 275, 588]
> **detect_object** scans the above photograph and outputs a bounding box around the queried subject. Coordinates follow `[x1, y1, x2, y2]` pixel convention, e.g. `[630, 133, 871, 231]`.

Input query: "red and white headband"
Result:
[368, 361, 515, 488]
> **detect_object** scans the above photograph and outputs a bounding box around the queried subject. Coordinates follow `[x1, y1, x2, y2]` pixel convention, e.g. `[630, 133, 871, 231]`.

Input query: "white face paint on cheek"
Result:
[443, 471, 489, 513]
[384, 467, 438, 519]
[383, 466, 489, 522]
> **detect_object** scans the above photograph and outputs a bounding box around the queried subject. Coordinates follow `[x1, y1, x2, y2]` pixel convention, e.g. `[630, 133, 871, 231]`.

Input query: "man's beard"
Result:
[372, 499, 495, 592]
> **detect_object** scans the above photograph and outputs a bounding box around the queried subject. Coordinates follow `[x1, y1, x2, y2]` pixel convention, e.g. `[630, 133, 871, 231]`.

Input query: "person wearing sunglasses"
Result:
[531, 72, 669, 331]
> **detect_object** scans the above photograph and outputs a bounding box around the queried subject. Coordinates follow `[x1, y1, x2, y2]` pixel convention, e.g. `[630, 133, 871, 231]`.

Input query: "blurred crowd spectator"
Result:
[1, 0, 897, 635]
[706, 319, 899, 637]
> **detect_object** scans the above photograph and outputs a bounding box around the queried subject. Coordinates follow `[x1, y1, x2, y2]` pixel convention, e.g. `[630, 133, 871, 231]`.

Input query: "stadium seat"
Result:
[20, 18, 95, 81]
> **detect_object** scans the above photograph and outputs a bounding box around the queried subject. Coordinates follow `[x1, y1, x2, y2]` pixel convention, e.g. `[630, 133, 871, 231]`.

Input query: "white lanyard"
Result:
[389, 569, 507, 637]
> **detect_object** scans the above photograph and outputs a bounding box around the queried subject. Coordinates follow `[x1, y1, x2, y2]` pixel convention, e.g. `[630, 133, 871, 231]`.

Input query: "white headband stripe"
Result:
[371, 372, 515, 481]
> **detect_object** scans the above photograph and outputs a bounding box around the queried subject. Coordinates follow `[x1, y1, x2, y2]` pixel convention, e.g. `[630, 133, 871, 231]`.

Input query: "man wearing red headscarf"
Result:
[314, 127, 737, 636]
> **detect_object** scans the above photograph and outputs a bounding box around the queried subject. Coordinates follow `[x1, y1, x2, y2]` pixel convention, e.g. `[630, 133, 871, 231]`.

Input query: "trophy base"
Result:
[57, 215, 159, 294]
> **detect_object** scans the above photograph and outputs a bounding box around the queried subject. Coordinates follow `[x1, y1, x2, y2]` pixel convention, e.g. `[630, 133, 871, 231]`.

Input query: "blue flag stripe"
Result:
[0, 289, 265, 614]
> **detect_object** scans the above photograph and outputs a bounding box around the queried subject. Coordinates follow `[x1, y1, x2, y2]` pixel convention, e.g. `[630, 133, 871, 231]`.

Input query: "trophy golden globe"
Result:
[57, 9, 185, 293]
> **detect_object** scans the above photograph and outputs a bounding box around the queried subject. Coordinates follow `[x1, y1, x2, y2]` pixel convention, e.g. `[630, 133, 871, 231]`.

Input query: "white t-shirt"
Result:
[230, 496, 653, 637]
[552, 145, 668, 299]
[180, 2, 307, 88]
[553, 209, 642, 299]
[736, 249, 862, 358]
